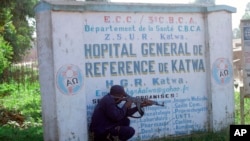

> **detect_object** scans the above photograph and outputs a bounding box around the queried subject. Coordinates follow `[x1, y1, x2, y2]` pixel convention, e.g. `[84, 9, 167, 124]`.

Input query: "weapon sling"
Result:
[129, 102, 144, 118]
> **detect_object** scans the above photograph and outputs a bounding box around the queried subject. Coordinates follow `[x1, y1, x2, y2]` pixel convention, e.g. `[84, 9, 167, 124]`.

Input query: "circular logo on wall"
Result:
[212, 58, 232, 85]
[56, 64, 83, 95]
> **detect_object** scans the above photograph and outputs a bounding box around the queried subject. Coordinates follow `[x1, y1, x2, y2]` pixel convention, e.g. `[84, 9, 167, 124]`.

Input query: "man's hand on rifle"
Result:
[125, 98, 133, 108]
[113, 93, 127, 104]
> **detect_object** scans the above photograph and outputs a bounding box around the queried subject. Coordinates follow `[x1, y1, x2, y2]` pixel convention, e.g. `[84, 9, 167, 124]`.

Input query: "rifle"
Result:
[124, 93, 164, 118]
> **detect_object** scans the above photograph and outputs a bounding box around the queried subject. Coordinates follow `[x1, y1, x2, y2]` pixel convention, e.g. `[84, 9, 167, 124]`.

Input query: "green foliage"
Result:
[0, 36, 13, 74]
[0, 5, 14, 73]
[0, 126, 43, 141]
[0, 0, 38, 63]
[0, 64, 42, 141]
[0, 78, 41, 125]
[0, 83, 15, 97]
[234, 92, 250, 124]
[1, 82, 41, 122]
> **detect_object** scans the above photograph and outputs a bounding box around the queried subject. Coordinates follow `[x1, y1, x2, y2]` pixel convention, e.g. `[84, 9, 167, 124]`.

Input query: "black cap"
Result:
[110, 85, 125, 96]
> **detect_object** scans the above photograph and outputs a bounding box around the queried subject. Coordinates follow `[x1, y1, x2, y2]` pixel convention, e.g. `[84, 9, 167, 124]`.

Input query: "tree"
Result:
[242, 2, 250, 19]
[0, 0, 38, 63]
[0, 3, 14, 73]
[0, 36, 12, 74]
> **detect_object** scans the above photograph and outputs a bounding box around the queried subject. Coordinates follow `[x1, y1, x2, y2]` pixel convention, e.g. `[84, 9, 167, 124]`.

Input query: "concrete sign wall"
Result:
[35, 1, 236, 141]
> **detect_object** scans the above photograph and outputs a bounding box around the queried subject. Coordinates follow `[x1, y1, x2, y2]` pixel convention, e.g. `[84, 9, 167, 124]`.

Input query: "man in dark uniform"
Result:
[90, 85, 153, 141]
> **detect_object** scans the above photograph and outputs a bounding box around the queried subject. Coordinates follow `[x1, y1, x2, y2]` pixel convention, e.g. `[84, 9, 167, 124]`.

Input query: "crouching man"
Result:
[89, 85, 153, 141]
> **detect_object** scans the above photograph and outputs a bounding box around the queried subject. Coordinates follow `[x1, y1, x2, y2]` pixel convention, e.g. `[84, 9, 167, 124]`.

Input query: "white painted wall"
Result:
[206, 11, 234, 130]
[36, 10, 59, 140]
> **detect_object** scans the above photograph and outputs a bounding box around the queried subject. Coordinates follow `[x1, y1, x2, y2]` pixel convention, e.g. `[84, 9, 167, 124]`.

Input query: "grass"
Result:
[0, 126, 43, 141]
[0, 71, 250, 141]
[0, 66, 43, 141]
[234, 91, 250, 124]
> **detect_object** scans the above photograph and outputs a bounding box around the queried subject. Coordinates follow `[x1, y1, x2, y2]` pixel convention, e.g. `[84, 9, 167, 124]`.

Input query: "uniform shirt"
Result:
[90, 93, 138, 134]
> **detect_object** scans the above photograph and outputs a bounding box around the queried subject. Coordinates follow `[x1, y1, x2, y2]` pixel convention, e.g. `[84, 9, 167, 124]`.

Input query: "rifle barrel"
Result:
[153, 101, 164, 106]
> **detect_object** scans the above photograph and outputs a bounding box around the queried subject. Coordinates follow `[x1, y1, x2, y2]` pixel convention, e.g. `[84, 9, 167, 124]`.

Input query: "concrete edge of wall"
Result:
[35, 1, 236, 14]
